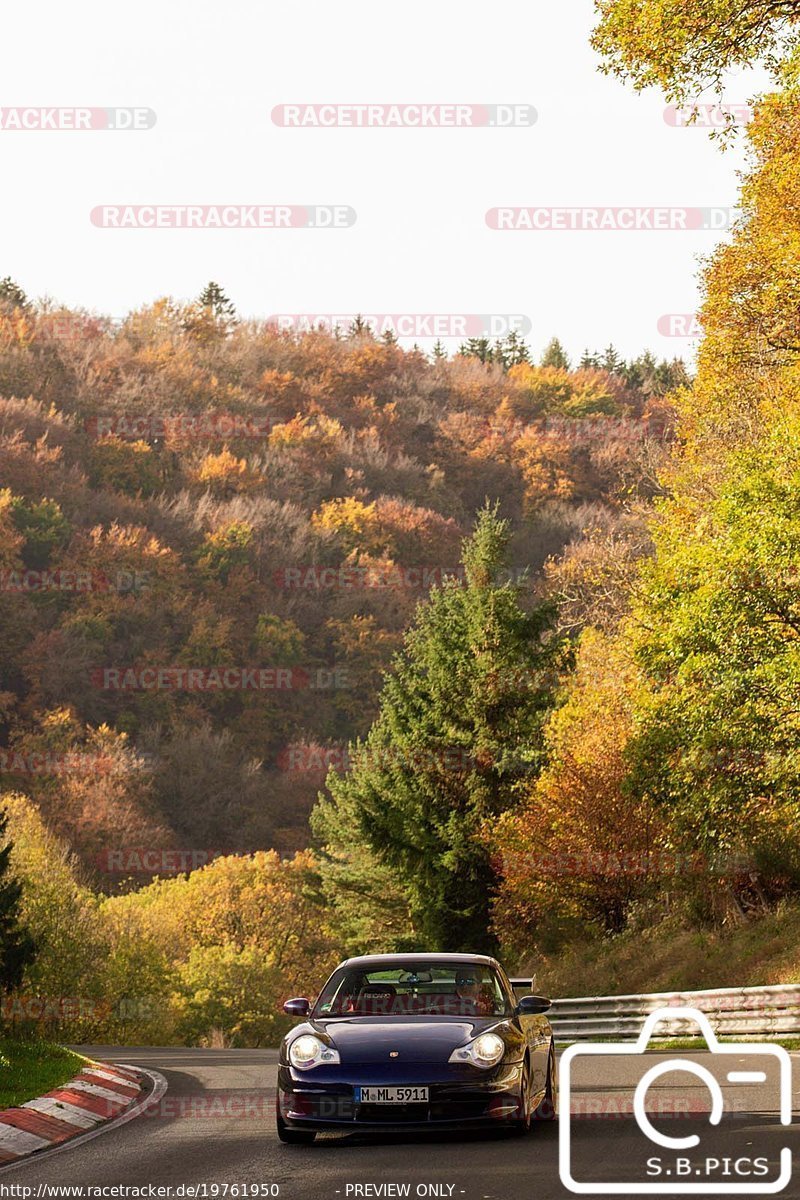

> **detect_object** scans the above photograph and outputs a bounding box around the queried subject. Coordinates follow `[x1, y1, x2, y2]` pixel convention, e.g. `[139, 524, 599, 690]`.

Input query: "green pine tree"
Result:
[197, 281, 236, 322]
[458, 337, 493, 364]
[540, 337, 571, 370]
[502, 330, 531, 367]
[183, 282, 237, 340]
[310, 784, 416, 956]
[348, 314, 373, 338]
[602, 344, 623, 374]
[0, 277, 29, 310]
[313, 505, 569, 953]
[0, 807, 35, 991]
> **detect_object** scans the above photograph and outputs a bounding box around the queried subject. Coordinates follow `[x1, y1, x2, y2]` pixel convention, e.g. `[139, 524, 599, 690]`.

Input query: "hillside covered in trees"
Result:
[0, 290, 682, 882]
[4, 0, 800, 1051]
[5, 1, 800, 1047]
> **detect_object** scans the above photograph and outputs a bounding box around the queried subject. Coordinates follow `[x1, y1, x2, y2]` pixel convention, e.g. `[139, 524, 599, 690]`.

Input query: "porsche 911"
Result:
[276, 952, 557, 1143]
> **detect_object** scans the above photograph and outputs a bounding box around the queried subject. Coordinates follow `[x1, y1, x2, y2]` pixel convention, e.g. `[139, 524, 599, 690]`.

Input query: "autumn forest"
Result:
[3, 0, 800, 1046]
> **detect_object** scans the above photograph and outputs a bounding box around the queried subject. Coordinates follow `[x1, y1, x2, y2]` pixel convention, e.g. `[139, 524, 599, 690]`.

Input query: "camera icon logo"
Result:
[559, 1005, 793, 1194]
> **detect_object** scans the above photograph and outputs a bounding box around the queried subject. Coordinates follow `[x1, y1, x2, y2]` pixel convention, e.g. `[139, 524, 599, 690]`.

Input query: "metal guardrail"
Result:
[545, 983, 800, 1041]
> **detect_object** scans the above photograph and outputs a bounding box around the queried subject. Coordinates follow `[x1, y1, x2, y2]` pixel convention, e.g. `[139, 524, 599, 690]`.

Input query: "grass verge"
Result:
[0, 1038, 88, 1110]
[645, 1036, 800, 1051]
[556, 1037, 800, 1051]
[534, 902, 800, 998]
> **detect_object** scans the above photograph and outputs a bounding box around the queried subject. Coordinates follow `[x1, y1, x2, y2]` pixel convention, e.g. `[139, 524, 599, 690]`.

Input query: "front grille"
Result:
[289, 1086, 502, 1125]
[290, 1093, 354, 1120]
[357, 1102, 429, 1123]
[429, 1099, 491, 1121]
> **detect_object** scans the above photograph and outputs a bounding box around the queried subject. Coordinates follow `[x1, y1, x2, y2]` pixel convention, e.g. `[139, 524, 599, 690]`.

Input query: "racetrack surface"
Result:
[3, 1046, 799, 1199]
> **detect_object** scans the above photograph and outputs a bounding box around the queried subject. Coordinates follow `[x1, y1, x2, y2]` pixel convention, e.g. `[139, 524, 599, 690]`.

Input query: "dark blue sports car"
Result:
[276, 952, 557, 1143]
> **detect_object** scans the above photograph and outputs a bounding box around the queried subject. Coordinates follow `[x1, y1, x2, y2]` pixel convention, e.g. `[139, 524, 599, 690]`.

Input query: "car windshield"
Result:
[313, 961, 513, 1017]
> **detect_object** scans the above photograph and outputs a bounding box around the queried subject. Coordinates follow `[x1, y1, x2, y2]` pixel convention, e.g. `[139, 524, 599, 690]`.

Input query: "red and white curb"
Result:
[0, 1062, 166, 1167]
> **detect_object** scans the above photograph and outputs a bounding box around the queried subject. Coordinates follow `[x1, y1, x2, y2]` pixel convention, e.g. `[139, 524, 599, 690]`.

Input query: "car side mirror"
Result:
[516, 995, 551, 1015]
[283, 997, 310, 1016]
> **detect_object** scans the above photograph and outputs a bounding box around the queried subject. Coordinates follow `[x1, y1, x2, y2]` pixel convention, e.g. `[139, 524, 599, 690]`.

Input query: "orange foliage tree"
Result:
[489, 629, 665, 955]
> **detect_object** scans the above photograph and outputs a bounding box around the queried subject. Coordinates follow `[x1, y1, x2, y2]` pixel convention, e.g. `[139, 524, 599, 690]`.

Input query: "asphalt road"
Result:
[3, 1046, 799, 1199]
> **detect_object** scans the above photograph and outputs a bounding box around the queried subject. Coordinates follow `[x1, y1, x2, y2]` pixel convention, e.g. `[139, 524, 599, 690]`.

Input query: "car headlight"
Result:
[289, 1034, 341, 1070]
[448, 1032, 505, 1069]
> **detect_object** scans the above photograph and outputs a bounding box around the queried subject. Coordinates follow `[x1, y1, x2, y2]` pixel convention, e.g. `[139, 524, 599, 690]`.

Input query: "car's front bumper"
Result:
[277, 1061, 526, 1132]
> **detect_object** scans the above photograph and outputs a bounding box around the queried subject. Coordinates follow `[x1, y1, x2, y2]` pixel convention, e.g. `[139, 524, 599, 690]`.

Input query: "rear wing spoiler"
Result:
[509, 977, 534, 993]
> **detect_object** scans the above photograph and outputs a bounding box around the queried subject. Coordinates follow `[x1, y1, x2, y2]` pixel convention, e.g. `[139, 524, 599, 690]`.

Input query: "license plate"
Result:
[355, 1086, 429, 1104]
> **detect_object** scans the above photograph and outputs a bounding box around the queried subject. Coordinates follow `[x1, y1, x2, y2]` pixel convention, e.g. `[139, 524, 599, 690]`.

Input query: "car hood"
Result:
[305, 1016, 514, 1063]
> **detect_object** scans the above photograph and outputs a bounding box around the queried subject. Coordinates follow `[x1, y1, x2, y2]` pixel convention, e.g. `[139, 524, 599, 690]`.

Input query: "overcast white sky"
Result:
[2, 0, 768, 362]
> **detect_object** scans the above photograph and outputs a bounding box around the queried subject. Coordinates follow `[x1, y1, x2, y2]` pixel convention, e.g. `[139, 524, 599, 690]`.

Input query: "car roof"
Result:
[338, 952, 502, 970]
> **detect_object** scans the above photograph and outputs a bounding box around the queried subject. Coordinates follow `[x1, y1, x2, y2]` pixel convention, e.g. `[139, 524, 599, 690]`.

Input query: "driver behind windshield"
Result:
[315, 963, 508, 1016]
[454, 968, 494, 1015]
